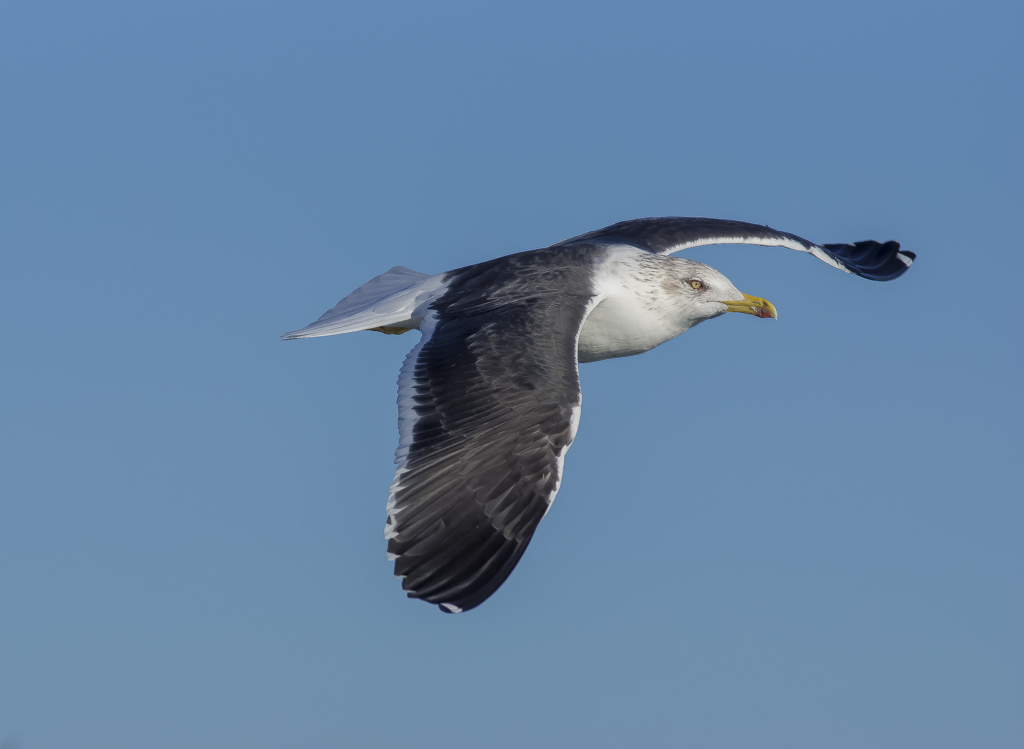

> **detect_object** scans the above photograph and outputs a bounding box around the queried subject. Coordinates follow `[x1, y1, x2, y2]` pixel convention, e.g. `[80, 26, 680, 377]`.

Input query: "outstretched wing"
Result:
[386, 246, 598, 613]
[554, 217, 915, 281]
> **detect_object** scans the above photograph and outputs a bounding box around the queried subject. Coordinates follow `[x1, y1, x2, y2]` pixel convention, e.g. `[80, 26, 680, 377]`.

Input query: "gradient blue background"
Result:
[2, 2, 1021, 747]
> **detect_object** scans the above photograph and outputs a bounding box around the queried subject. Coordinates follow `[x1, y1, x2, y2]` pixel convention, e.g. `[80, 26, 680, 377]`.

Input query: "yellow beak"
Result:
[722, 292, 779, 320]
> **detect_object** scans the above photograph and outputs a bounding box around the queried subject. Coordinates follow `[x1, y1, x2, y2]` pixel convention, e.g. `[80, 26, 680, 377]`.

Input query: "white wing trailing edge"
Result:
[282, 266, 445, 339]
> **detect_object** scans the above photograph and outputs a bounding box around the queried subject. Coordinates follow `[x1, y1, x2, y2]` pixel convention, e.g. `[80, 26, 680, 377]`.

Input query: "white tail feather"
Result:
[282, 266, 445, 339]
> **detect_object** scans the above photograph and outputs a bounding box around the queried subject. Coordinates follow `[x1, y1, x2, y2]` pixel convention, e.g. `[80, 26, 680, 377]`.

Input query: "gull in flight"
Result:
[284, 217, 915, 613]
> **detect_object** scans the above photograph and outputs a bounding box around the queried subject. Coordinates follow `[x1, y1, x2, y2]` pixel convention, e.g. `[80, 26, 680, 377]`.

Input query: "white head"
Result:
[578, 251, 778, 363]
[665, 257, 778, 331]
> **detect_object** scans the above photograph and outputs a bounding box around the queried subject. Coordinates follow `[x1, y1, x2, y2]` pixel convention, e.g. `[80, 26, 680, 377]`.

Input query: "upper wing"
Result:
[553, 217, 915, 281]
[386, 246, 599, 613]
[282, 266, 444, 339]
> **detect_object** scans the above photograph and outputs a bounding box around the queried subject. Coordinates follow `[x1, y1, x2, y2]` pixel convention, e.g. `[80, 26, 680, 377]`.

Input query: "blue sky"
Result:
[1, 1, 1021, 747]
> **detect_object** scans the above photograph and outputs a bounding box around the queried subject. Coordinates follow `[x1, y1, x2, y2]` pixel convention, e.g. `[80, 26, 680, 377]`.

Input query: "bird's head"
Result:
[669, 258, 778, 327]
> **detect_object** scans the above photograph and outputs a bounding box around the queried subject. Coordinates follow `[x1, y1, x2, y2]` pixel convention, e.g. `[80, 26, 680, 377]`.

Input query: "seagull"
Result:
[284, 217, 914, 613]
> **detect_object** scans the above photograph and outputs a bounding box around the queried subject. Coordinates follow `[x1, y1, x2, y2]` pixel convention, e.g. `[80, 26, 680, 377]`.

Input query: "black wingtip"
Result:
[821, 239, 914, 281]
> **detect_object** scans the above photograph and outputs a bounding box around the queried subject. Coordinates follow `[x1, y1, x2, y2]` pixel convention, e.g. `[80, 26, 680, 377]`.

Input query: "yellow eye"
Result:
[689, 280, 704, 290]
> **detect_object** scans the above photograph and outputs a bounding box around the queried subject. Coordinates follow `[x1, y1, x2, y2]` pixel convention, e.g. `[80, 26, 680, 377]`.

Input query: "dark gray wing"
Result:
[553, 217, 915, 281]
[386, 246, 598, 613]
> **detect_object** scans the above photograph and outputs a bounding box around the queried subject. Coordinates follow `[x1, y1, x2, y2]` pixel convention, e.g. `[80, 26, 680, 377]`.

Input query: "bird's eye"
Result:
[689, 280, 705, 290]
